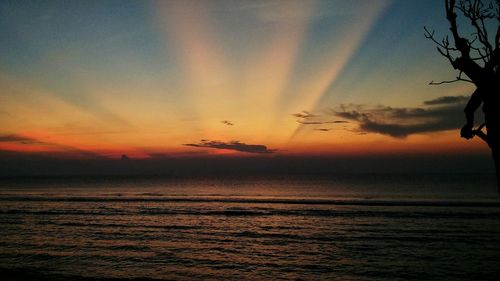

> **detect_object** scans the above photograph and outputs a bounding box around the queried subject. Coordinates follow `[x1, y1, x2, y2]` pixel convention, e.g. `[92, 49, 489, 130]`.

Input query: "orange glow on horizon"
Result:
[0, 1, 488, 162]
[0, 128, 489, 160]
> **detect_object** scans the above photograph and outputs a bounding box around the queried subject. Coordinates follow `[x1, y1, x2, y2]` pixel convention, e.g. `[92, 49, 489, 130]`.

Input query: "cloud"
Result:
[293, 110, 349, 125]
[298, 120, 348, 125]
[292, 110, 318, 119]
[422, 95, 469, 106]
[221, 120, 234, 126]
[0, 134, 102, 158]
[330, 95, 469, 138]
[184, 140, 276, 154]
[0, 134, 44, 144]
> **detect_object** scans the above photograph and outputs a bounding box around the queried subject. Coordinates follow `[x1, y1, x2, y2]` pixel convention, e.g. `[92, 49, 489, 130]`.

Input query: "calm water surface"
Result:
[0, 174, 499, 280]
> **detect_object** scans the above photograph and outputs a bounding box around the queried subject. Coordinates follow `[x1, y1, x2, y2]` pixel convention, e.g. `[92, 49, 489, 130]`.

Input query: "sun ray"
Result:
[286, 0, 391, 143]
[155, 0, 231, 139]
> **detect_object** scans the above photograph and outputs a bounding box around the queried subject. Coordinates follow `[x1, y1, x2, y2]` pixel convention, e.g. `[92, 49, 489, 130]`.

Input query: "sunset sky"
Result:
[0, 0, 489, 161]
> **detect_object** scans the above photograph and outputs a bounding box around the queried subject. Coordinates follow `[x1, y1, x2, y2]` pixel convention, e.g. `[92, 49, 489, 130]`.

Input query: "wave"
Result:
[1, 195, 499, 207]
[0, 268, 170, 281]
[2, 208, 500, 220]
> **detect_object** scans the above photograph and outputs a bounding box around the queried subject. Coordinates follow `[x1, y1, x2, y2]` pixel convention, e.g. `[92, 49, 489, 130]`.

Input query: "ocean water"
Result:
[1, 174, 500, 281]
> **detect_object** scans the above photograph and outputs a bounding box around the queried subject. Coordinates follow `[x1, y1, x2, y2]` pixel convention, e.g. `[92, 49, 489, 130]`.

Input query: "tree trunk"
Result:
[485, 85, 500, 194]
[487, 126, 500, 195]
[492, 148, 500, 194]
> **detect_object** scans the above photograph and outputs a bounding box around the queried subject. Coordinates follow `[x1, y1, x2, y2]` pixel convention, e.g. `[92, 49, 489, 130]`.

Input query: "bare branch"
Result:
[424, 26, 460, 65]
[437, 46, 457, 65]
[446, 0, 467, 52]
[496, 12, 500, 49]
[472, 123, 489, 145]
[429, 70, 474, 85]
[441, 0, 486, 83]
[424, 26, 459, 51]
[458, 0, 497, 56]
[426, 1, 498, 85]
[429, 78, 474, 85]
[496, 24, 500, 49]
[494, 0, 500, 50]
[470, 16, 493, 55]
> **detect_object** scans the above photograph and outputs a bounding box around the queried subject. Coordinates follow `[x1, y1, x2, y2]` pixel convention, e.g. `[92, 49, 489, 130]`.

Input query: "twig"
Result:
[429, 71, 473, 85]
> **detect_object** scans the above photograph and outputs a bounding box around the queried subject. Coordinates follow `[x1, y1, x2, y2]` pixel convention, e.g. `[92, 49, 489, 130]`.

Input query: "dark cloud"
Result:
[0, 134, 44, 144]
[314, 128, 331, 132]
[331, 95, 469, 138]
[293, 110, 348, 125]
[184, 140, 276, 154]
[0, 134, 102, 158]
[423, 95, 469, 106]
[221, 120, 234, 126]
[299, 120, 348, 125]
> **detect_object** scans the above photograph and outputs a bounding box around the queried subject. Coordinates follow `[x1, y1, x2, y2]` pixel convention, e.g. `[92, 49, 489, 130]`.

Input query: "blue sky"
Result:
[0, 0, 487, 158]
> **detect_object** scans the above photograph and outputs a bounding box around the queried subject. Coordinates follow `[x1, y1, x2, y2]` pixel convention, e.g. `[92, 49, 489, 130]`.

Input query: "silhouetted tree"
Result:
[425, 0, 500, 193]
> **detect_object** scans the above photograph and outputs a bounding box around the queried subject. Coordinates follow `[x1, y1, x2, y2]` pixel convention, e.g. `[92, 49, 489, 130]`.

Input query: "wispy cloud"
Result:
[0, 134, 45, 144]
[422, 95, 469, 106]
[330, 95, 468, 138]
[298, 120, 348, 125]
[184, 140, 276, 154]
[293, 110, 348, 125]
[0, 133, 101, 158]
[292, 110, 319, 119]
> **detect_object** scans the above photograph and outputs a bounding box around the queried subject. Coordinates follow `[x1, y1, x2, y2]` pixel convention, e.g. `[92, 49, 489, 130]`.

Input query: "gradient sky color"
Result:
[0, 0, 488, 159]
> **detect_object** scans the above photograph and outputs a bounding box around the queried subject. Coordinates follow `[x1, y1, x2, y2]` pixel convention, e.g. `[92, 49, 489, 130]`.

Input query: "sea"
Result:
[1, 174, 499, 281]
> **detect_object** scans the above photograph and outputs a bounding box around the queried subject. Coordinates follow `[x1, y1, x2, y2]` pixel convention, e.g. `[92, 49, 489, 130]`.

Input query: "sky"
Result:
[0, 0, 492, 168]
